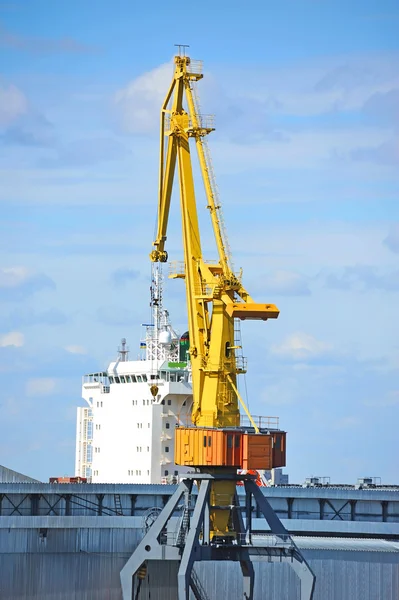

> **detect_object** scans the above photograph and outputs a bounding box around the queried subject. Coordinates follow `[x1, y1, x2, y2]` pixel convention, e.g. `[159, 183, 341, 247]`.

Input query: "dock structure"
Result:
[0, 480, 398, 599]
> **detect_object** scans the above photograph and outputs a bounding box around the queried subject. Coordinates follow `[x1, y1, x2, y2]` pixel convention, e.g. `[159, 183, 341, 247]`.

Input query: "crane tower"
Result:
[121, 53, 315, 600]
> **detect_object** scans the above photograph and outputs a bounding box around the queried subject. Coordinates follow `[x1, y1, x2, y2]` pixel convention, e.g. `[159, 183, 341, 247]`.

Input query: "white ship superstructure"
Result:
[75, 266, 193, 484]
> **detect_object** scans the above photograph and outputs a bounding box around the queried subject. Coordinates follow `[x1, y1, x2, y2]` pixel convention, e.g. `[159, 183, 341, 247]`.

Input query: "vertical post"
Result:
[287, 497, 294, 519]
[319, 499, 325, 520]
[65, 495, 71, 516]
[97, 494, 104, 516]
[130, 495, 137, 516]
[30, 494, 40, 516]
[245, 488, 252, 544]
[203, 495, 210, 545]
[381, 501, 388, 523]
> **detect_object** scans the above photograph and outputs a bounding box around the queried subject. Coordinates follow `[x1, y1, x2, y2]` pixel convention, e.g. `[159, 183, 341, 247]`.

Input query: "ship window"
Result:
[161, 400, 165, 405]
[147, 470, 150, 476]
[147, 399, 149, 405]
[235, 435, 240, 448]
[109, 376, 114, 384]
[115, 377, 120, 383]
[143, 399, 145, 405]
[96, 402, 99, 407]
[165, 446, 169, 453]
[170, 373, 176, 382]
[275, 436, 281, 450]
[164, 470, 169, 476]
[174, 470, 178, 476]
[167, 399, 171, 405]
[148, 423, 150, 428]
[137, 423, 139, 428]
[100, 401, 103, 407]
[203, 436, 207, 448]
[166, 423, 170, 429]
[136, 375, 142, 382]
[142, 374, 147, 382]
[147, 446, 149, 452]
[150, 374, 156, 380]
[227, 435, 233, 449]
[120, 376, 126, 383]
[131, 375, 137, 383]
[126, 375, 131, 383]
[208, 436, 212, 447]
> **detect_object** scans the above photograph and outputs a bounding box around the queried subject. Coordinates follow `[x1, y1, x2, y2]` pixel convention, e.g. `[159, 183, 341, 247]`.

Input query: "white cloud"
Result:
[0, 266, 30, 288]
[0, 83, 28, 126]
[261, 270, 310, 296]
[64, 345, 87, 355]
[26, 377, 57, 396]
[0, 266, 55, 299]
[114, 61, 173, 134]
[271, 332, 332, 361]
[0, 331, 24, 347]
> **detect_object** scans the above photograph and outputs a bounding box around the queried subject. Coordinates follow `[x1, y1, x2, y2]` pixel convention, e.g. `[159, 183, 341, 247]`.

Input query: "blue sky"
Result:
[0, 0, 398, 483]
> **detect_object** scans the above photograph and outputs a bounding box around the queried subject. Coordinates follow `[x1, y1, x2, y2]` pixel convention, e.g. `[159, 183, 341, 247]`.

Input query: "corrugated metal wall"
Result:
[0, 523, 398, 599]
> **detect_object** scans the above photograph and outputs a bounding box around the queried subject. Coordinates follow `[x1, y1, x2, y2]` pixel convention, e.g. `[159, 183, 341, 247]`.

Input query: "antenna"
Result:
[174, 44, 190, 56]
[118, 338, 129, 362]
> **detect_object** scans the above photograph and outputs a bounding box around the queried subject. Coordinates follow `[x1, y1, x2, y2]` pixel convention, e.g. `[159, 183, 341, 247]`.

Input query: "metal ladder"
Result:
[191, 81, 234, 272]
[176, 504, 190, 547]
[114, 494, 123, 515]
[190, 568, 211, 600]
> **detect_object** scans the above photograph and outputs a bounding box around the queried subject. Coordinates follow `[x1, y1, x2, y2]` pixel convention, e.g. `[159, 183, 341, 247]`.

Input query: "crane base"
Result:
[120, 472, 315, 600]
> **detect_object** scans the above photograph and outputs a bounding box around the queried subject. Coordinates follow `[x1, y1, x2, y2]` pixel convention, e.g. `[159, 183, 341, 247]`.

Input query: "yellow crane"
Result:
[150, 53, 283, 541]
[121, 52, 315, 600]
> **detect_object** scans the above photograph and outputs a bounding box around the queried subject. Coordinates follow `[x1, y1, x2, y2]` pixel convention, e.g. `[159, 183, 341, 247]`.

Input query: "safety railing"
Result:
[240, 415, 279, 430]
[187, 59, 203, 75]
[169, 261, 185, 277]
[176, 413, 280, 430]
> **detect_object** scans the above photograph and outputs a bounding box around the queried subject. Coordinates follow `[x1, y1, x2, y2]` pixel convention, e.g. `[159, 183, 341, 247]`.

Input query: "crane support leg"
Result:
[120, 480, 191, 600]
[233, 493, 255, 599]
[245, 480, 316, 599]
[120, 473, 315, 600]
[178, 480, 211, 600]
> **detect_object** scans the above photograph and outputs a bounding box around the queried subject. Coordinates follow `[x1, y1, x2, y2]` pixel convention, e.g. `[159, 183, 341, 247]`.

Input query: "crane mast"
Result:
[151, 55, 279, 433]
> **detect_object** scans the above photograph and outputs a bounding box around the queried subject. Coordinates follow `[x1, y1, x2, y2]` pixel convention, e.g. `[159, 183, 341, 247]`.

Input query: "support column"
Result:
[287, 497, 294, 519]
[65, 495, 71, 516]
[30, 494, 40, 516]
[350, 500, 357, 521]
[130, 494, 137, 516]
[319, 498, 325, 520]
[382, 501, 388, 523]
[97, 494, 104, 516]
